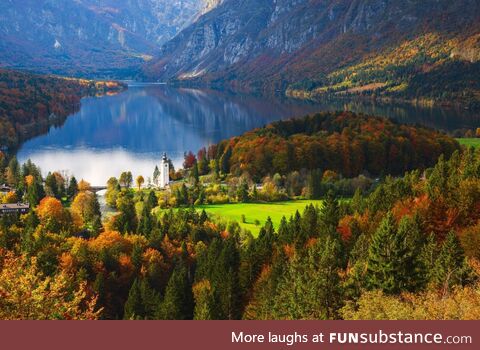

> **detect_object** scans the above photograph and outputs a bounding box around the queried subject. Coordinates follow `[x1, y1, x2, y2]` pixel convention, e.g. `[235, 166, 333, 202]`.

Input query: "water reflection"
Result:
[17, 84, 480, 185]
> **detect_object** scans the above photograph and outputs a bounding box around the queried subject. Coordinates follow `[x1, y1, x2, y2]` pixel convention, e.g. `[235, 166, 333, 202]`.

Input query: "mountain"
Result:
[0, 0, 216, 77]
[142, 0, 480, 107]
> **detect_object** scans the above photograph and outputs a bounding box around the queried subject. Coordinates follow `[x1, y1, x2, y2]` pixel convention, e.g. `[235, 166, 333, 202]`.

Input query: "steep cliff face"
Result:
[0, 0, 209, 77]
[142, 0, 480, 100]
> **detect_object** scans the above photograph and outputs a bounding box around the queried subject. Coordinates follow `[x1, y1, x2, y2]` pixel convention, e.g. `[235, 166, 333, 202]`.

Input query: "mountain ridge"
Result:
[0, 0, 217, 77]
[142, 0, 480, 107]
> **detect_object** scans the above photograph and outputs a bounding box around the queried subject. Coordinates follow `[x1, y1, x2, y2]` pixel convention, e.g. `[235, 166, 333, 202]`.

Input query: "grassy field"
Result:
[197, 200, 324, 236]
[456, 138, 480, 148]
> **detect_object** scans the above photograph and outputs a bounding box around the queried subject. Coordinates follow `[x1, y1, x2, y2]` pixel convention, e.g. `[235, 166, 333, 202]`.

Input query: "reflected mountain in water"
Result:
[17, 84, 480, 185]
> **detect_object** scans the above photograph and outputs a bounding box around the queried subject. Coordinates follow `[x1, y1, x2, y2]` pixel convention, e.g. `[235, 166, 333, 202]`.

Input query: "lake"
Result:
[17, 83, 480, 185]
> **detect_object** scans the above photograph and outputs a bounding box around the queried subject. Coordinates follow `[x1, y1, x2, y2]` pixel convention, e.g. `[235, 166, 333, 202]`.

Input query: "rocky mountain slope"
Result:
[142, 0, 480, 107]
[0, 0, 215, 77]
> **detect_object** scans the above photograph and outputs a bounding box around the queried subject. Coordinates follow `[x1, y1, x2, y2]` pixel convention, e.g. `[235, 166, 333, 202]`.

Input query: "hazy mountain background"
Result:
[0, 0, 219, 77]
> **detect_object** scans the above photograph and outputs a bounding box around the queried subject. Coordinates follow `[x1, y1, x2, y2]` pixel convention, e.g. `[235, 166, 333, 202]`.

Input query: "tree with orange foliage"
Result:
[36, 197, 71, 232]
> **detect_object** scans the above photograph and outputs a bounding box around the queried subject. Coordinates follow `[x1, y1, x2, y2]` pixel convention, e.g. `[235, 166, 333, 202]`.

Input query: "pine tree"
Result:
[193, 280, 216, 320]
[251, 184, 258, 201]
[199, 209, 208, 224]
[237, 181, 250, 203]
[397, 215, 426, 291]
[67, 176, 78, 198]
[93, 273, 107, 318]
[351, 188, 364, 213]
[124, 279, 144, 320]
[433, 231, 470, 291]
[299, 204, 318, 245]
[192, 162, 200, 184]
[153, 166, 160, 186]
[131, 244, 143, 273]
[272, 236, 343, 319]
[213, 236, 241, 319]
[137, 202, 153, 236]
[365, 212, 411, 294]
[140, 279, 161, 319]
[420, 233, 439, 285]
[307, 169, 323, 199]
[278, 216, 292, 244]
[157, 263, 193, 320]
[146, 190, 158, 209]
[220, 147, 232, 175]
[114, 190, 137, 233]
[318, 191, 340, 238]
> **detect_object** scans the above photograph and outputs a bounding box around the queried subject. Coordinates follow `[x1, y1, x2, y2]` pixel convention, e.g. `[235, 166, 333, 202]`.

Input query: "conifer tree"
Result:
[278, 216, 293, 244]
[318, 191, 340, 238]
[67, 176, 78, 198]
[214, 236, 241, 319]
[433, 231, 470, 291]
[419, 233, 439, 285]
[273, 236, 343, 319]
[193, 280, 216, 320]
[365, 212, 411, 294]
[146, 190, 157, 209]
[199, 209, 208, 224]
[251, 184, 258, 201]
[299, 204, 318, 245]
[131, 244, 143, 273]
[307, 169, 322, 199]
[124, 279, 144, 320]
[397, 215, 426, 291]
[93, 272, 107, 318]
[157, 263, 193, 320]
[237, 181, 250, 203]
[137, 202, 153, 236]
[192, 162, 200, 184]
[153, 166, 160, 186]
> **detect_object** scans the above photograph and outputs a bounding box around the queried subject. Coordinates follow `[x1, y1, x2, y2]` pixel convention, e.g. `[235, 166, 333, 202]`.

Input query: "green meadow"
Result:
[456, 138, 480, 148]
[197, 200, 324, 236]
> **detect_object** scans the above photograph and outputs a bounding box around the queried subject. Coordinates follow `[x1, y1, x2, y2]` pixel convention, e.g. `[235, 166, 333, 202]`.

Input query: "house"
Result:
[0, 184, 12, 194]
[0, 203, 30, 215]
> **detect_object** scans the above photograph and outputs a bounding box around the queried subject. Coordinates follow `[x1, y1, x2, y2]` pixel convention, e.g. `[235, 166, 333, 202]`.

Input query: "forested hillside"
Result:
[0, 69, 125, 150]
[142, 0, 480, 108]
[209, 111, 460, 180]
[0, 137, 479, 320]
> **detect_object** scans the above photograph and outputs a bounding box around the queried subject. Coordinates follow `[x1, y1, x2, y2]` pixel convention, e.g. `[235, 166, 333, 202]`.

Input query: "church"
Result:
[159, 152, 170, 188]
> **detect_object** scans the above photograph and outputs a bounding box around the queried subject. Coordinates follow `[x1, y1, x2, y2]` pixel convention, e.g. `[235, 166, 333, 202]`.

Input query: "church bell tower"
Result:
[160, 153, 170, 188]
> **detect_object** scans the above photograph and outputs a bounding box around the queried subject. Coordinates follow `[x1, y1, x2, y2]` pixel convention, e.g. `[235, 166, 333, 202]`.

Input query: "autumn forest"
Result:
[1, 0, 480, 322]
[1, 110, 480, 320]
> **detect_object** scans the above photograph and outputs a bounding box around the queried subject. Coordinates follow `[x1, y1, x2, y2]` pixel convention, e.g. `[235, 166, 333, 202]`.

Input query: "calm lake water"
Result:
[17, 83, 480, 185]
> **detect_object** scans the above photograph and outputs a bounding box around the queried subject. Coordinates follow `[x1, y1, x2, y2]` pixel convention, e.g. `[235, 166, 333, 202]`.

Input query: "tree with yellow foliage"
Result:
[136, 175, 145, 191]
[78, 179, 91, 192]
[1, 191, 17, 204]
[71, 191, 101, 231]
[0, 250, 101, 320]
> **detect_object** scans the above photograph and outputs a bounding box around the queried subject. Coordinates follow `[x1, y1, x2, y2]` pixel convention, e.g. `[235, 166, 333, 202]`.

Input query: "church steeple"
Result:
[160, 153, 170, 188]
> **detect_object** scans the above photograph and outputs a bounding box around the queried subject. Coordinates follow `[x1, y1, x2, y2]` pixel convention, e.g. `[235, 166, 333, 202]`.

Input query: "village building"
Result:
[0, 184, 12, 194]
[0, 203, 30, 216]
